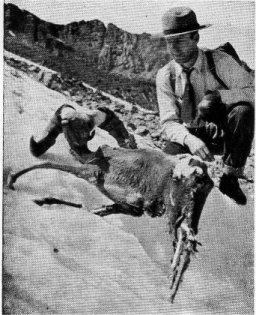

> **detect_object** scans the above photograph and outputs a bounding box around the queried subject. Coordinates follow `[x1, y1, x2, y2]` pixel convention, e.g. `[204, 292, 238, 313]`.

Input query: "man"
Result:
[156, 6, 254, 205]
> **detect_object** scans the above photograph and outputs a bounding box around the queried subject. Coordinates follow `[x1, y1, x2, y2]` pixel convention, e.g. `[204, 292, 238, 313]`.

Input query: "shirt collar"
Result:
[174, 48, 204, 77]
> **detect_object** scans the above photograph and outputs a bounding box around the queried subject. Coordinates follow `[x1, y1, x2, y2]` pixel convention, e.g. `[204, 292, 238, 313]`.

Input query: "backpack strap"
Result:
[170, 51, 230, 92]
[205, 50, 229, 90]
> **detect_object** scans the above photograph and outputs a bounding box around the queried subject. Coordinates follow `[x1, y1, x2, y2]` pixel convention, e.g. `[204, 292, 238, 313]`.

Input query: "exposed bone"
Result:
[170, 229, 184, 271]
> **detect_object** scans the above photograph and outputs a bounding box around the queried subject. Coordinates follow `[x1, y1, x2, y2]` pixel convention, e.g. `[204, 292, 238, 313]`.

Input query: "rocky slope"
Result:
[4, 3, 170, 110]
[3, 51, 254, 314]
[4, 49, 254, 194]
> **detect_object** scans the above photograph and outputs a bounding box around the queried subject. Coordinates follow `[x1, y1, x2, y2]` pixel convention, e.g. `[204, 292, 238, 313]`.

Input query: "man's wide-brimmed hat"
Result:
[161, 6, 211, 37]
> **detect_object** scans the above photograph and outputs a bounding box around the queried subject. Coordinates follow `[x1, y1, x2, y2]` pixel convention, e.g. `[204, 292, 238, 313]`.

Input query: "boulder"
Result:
[135, 126, 149, 136]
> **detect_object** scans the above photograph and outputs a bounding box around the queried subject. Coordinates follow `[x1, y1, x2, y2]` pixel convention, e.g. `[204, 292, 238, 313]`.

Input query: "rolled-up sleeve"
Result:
[156, 66, 190, 145]
[215, 52, 254, 107]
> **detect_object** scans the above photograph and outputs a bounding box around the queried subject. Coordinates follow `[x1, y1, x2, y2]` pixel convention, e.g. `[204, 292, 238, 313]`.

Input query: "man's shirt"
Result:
[156, 48, 254, 145]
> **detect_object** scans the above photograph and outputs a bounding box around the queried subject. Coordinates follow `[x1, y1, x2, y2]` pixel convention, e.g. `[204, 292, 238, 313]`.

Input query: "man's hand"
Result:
[197, 91, 226, 125]
[184, 134, 214, 162]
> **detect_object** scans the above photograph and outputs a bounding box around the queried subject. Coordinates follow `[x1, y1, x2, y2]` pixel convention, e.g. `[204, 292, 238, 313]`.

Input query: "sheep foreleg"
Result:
[91, 203, 144, 217]
[33, 197, 82, 208]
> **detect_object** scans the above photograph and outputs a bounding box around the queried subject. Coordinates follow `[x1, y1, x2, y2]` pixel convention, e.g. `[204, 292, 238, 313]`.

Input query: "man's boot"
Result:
[219, 173, 247, 205]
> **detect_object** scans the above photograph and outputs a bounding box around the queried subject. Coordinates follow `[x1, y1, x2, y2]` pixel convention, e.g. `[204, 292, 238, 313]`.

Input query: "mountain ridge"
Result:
[4, 3, 170, 110]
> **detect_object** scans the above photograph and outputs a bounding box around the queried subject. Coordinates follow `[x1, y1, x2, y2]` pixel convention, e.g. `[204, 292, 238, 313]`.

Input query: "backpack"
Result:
[169, 42, 253, 91]
[204, 42, 254, 90]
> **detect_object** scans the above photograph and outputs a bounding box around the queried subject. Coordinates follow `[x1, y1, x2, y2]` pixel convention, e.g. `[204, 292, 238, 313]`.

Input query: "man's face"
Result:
[166, 33, 198, 65]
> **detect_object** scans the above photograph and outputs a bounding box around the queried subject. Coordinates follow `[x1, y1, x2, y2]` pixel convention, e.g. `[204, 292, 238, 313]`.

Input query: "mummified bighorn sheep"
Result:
[7, 106, 214, 302]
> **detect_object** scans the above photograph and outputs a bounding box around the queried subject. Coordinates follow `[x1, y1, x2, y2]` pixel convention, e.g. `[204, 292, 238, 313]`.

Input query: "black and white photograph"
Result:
[3, 0, 254, 314]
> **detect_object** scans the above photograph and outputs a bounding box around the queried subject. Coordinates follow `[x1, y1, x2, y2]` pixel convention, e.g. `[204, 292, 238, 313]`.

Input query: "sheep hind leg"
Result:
[7, 162, 99, 190]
